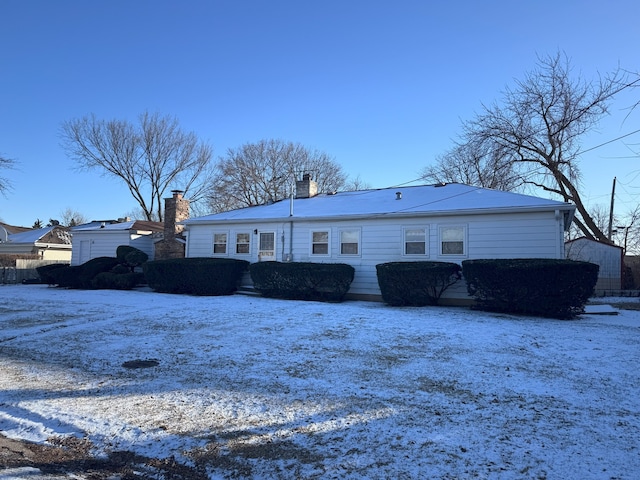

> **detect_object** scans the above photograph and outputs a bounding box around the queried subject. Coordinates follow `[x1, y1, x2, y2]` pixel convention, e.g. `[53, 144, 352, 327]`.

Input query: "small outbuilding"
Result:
[70, 220, 163, 266]
[565, 237, 623, 293]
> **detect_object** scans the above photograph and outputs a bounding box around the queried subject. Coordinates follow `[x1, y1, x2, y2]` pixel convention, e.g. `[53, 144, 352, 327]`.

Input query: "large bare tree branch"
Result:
[0, 153, 16, 197]
[61, 112, 214, 221]
[423, 52, 632, 243]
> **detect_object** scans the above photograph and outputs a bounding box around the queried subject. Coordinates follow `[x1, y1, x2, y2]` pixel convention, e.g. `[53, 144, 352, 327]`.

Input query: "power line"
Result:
[579, 128, 640, 155]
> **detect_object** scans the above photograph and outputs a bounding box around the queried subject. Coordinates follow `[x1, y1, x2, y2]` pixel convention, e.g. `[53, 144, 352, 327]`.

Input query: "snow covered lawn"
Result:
[1, 284, 639, 479]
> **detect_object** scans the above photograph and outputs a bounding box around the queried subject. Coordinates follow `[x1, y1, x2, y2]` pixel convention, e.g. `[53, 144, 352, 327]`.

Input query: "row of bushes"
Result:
[376, 259, 598, 319]
[37, 246, 148, 290]
[37, 250, 598, 318]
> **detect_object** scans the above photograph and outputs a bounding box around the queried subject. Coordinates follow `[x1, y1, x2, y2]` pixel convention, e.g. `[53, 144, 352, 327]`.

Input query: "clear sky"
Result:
[1, 0, 638, 227]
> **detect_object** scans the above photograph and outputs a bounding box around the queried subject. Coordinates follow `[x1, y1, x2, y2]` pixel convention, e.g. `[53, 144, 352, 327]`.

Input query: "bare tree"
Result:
[344, 174, 372, 191]
[425, 52, 634, 242]
[0, 153, 16, 196]
[59, 208, 89, 227]
[208, 139, 347, 213]
[421, 140, 523, 191]
[61, 112, 213, 221]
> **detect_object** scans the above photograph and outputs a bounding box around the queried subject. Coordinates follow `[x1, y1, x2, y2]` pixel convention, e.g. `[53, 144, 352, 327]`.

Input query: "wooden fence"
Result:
[0, 259, 69, 284]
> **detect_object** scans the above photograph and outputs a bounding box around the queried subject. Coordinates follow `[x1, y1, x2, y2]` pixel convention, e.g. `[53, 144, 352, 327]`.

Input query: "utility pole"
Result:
[608, 177, 616, 241]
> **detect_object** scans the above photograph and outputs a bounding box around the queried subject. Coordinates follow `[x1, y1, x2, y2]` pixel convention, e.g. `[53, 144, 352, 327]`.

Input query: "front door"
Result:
[258, 231, 275, 261]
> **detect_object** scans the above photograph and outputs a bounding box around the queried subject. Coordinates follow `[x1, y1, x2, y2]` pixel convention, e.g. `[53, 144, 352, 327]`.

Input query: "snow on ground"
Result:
[1, 284, 639, 479]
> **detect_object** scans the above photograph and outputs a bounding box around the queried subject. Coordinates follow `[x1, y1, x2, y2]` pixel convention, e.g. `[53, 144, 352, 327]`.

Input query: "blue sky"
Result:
[0, 0, 638, 226]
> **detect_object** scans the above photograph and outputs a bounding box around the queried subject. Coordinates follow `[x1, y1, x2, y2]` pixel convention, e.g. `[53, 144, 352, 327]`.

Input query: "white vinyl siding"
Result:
[184, 210, 568, 301]
[71, 231, 156, 266]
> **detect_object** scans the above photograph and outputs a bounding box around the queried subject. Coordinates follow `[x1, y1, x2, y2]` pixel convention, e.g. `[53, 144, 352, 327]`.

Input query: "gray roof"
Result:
[72, 220, 163, 233]
[5, 226, 71, 245]
[184, 183, 575, 225]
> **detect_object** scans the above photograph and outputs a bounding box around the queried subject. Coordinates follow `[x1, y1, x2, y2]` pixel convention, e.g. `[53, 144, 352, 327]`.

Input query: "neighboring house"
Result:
[70, 220, 163, 266]
[0, 222, 31, 242]
[0, 224, 72, 261]
[183, 177, 576, 303]
[565, 237, 622, 292]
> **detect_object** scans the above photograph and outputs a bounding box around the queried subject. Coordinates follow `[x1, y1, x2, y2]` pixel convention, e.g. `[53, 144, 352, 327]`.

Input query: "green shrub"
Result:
[47, 257, 121, 289]
[116, 245, 149, 270]
[36, 263, 70, 285]
[249, 262, 355, 302]
[376, 261, 462, 306]
[92, 271, 145, 290]
[143, 257, 249, 295]
[462, 258, 599, 319]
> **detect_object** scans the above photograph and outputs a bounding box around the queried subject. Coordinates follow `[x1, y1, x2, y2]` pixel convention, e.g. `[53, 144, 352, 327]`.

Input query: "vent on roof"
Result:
[434, 182, 447, 187]
[396, 191, 402, 200]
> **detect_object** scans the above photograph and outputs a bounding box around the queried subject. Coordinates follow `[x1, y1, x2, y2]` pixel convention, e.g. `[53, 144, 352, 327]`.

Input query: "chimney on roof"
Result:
[164, 190, 189, 238]
[295, 173, 318, 199]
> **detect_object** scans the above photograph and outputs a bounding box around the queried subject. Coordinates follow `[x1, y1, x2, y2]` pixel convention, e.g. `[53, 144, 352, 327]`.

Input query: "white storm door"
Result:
[258, 231, 276, 261]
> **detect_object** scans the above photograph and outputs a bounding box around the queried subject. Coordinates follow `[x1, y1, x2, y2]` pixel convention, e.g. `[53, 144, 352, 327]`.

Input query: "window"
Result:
[404, 227, 427, 255]
[340, 229, 360, 255]
[258, 231, 275, 260]
[311, 231, 329, 255]
[440, 225, 466, 255]
[213, 233, 227, 254]
[236, 233, 250, 254]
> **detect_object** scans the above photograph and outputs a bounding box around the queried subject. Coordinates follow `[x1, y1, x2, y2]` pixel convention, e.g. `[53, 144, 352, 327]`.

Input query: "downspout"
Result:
[288, 191, 294, 261]
[555, 209, 563, 258]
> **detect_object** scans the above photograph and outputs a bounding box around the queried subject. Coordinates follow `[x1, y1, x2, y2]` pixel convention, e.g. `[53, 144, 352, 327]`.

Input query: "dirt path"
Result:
[0, 434, 207, 479]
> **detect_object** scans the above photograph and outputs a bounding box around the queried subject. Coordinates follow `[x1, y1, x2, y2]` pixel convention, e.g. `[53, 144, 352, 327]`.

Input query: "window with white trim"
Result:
[311, 231, 329, 255]
[440, 225, 466, 255]
[339, 229, 360, 255]
[404, 227, 428, 255]
[213, 232, 228, 254]
[236, 233, 250, 254]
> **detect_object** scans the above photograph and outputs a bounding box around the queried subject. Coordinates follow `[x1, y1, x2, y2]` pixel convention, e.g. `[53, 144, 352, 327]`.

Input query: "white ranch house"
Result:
[183, 180, 576, 303]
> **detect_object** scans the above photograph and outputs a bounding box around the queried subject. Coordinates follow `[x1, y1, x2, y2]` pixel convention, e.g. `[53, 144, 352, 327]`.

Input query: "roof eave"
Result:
[184, 203, 576, 226]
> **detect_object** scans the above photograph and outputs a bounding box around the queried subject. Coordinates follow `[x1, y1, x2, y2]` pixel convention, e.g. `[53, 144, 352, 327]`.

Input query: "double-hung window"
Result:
[213, 232, 228, 255]
[236, 233, 250, 254]
[339, 229, 360, 256]
[404, 227, 428, 255]
[440, 225, 466, 256]
[311, 231, 329, 255]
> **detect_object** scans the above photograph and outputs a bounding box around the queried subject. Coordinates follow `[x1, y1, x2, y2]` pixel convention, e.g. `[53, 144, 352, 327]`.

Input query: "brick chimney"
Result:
[295, 173, 318, 199]
[155, 190, 189, 260]
[164, 190, 189, 238]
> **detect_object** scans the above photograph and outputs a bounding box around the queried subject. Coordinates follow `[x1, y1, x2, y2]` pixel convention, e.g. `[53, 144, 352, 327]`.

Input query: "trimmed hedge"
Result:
[41, 246, 149, 290]
[462, 258, 599, 319]
[92, 271, 146, 290]
[36, 263, 70, 285]
[249, 262, 355, 302]
[376, 261, 462, 306]
[46, 257, 122, 289]
[116, 245, 149, 270]
[143, 257, 249, 295]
